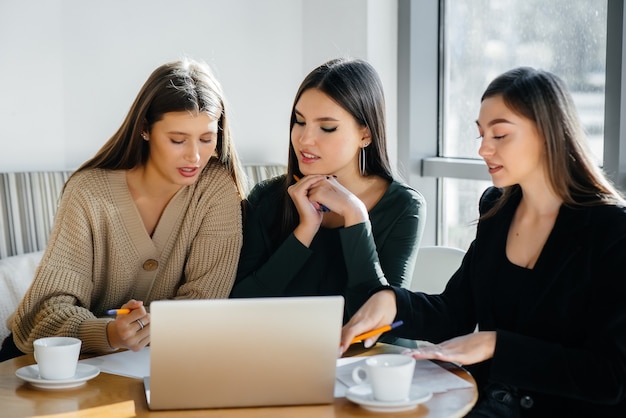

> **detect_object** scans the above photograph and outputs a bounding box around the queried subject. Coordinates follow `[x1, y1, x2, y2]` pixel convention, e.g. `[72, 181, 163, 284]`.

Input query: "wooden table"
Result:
[1, 343, 477, 418]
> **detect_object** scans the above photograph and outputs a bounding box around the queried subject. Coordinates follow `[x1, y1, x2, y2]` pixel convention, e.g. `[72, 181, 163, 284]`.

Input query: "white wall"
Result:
[0, 0, 398, 172]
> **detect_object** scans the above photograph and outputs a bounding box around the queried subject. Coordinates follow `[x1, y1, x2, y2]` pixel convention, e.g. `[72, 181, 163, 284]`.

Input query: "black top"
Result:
[390, 186, 626, 416]
[494, 257, 534, 329]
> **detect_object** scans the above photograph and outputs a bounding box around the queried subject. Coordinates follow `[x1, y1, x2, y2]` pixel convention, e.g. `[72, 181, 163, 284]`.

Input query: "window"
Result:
[440, 0, 608, 250]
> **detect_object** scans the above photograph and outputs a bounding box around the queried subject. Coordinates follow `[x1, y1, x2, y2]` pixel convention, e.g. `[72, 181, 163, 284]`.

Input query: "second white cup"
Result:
[33, 336, 82, 380]
[352, 354, 416, 402]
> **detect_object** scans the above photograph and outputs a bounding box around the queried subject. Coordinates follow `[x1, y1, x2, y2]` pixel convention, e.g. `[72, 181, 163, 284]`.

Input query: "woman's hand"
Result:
[403, 331, 496, 365]
[307, 176, 368, 227]
[288, 174, 369, 246]
[106, 299, 150, 351]
[339, 290, 397, 355]
[288, 175, 326, 246]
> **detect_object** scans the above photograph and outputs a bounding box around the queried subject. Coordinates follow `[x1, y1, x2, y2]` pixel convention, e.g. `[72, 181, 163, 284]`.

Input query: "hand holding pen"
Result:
[293, 174, 369, 228]
[105, 299, 150, 352]
[339, 289, 399, 354]
[288, 175, 331, 247]
[292, 175, 331, 212]
[350, 320, 403, 345]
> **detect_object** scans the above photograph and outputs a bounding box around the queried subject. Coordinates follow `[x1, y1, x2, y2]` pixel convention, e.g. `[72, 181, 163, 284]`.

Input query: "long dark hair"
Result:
[481, 67, 624, 219]
[68, 58, 246, 196]
[275, 57, 394, 242]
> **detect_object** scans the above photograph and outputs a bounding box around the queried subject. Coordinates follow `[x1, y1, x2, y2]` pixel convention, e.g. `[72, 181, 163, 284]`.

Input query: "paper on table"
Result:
[80, 347, 150, 379]
[334, 356, 473, 398]
[80, 346, 471, 397]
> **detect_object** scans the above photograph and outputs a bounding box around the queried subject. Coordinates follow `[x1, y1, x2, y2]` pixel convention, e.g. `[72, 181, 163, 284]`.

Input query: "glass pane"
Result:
[442, 178, 492, 251]
[441, 0, 607, 249]
[442, 0, 607, 163]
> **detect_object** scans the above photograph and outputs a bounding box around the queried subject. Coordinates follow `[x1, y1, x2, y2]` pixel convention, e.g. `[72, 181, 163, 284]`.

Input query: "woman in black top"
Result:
[340, 67, 626, 416]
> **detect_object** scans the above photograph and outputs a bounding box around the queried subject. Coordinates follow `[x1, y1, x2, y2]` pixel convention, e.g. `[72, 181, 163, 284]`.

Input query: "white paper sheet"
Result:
[80, 347, 150, 379]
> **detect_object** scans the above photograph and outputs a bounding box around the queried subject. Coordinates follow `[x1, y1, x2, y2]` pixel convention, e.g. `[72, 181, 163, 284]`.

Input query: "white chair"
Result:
[410, 246, 466, 294]
[392, 245, 467, 349]
[0, 251, 44, 343]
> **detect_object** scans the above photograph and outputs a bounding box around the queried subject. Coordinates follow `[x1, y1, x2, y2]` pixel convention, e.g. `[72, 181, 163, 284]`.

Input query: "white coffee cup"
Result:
[352, 354, 416, 402]
[33, 337, 82, 380]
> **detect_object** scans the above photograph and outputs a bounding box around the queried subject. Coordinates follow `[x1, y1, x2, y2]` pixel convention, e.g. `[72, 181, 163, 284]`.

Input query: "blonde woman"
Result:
[1, 58, 245, 360]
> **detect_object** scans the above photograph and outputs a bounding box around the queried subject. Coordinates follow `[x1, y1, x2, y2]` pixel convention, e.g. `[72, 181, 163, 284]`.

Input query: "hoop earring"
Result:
[359, 143, 369, 176]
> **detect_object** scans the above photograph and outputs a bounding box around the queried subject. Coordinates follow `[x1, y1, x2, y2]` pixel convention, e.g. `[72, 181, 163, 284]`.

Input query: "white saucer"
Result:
[16, 363, 100, 390]
[346, 384, 433, 413]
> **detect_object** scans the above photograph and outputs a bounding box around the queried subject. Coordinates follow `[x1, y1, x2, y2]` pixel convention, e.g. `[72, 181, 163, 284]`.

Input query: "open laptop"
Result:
[145, 295, 344, 410]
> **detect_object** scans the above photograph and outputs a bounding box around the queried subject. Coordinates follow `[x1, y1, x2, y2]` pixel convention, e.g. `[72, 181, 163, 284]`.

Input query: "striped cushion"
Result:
[243, 164, 286, 190]
[0, 164, 285, 259]
[0, 171, 73, 259]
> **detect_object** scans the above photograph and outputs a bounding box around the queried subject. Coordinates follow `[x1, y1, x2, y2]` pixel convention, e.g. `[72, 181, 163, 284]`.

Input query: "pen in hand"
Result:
[292, 175, 331, 212]
[350, 320, 404, 344]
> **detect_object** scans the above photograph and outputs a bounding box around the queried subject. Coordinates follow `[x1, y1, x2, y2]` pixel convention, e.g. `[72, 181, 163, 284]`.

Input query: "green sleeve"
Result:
[340, 182, 424, 317]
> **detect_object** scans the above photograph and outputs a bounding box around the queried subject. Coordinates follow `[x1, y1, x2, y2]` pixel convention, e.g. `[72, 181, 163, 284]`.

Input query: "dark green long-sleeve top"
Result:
[230, 175, 426, 322]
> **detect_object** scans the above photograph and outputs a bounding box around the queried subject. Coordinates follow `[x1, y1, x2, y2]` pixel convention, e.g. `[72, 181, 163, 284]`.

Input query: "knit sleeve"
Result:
[11, 173, 114, 354]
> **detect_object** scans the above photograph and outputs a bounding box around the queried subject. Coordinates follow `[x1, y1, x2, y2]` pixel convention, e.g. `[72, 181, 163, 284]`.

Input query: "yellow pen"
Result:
[106, 308, 131, 315]
[350, 320, 404, 344]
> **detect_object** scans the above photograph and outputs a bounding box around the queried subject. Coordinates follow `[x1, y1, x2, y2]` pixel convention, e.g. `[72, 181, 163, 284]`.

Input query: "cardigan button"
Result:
[143, 259, 158, 271]
[520, 395, 534, 409]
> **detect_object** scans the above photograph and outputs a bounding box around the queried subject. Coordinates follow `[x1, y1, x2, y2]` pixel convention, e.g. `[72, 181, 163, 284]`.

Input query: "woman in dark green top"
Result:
[230, 58, 426, 321]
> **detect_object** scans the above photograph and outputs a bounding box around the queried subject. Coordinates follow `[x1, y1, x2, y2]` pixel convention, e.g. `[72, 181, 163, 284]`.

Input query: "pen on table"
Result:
[106, 308, 131, 315]
[350, 320, 404, 344]
[292, 175, 331, 212]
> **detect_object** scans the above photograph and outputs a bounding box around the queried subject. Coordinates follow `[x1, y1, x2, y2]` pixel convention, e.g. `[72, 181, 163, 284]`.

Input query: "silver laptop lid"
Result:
[148, 296, 344, 410]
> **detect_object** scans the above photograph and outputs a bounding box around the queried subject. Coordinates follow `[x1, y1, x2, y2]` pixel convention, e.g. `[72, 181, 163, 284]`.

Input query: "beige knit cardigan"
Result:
[11, 160, 242, 354]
